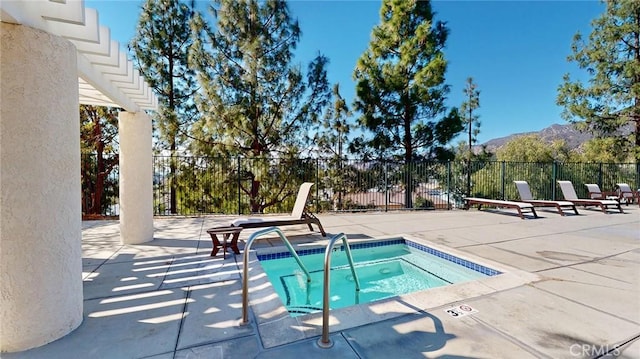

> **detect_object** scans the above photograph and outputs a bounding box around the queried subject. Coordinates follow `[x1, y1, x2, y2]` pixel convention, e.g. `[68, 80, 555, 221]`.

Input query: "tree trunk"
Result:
[404, 112, 413, 209]
[170, 147, 177, 214]
[250, 179, 261, 213]
[89, 114, 105, 215]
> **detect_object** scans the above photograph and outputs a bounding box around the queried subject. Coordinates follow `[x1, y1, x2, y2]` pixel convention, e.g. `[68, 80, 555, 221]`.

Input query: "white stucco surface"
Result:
[118, 111, 154, 244]
[0, 23, 83, 352]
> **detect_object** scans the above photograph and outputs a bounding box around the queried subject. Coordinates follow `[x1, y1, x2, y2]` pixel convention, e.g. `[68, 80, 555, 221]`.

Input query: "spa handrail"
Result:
[318, 233, 360, 348]
[241, 226, 311, 325]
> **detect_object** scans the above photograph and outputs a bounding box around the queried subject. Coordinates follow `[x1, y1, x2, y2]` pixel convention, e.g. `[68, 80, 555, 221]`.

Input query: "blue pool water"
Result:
[258, 239, 501, 316]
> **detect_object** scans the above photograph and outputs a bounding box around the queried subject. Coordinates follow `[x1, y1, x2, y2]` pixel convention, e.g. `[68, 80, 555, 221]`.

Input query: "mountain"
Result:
[475, 123, 593, 154]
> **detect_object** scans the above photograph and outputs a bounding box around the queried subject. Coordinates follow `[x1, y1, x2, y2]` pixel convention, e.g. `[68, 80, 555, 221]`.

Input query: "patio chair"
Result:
[585, 183, 617, 200]
[513, 181, 578, 216]
[557, 181, 623, 214]
[229, 182, 326, 236]
[464, 197, 538, 219]
[616, 183, 640, 206]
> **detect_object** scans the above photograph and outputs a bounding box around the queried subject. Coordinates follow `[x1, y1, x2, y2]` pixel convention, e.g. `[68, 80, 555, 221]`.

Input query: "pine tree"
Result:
[130, 0, 199, 214]
[190, 0, 331, 213]
[315, 84, 351, 210]
[460, 77, 481, 196]
[461, 77, 481, 160]
[316, 84, 351, 159]
[557, 0, 640, 160]
[353, 0, 462, 208]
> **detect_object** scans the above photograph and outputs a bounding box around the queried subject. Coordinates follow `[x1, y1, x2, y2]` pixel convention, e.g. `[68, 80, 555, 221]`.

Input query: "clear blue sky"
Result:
[86, 0, 604, 145]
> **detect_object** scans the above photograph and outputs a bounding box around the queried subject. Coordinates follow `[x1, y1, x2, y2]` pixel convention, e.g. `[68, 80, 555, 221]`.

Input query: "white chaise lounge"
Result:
[616, 183, 640, 206]
[230, 182, 326, 236]
[557, 181, 623, 214]
[514, 180, 578, 216]
[464, 197, 538, 219]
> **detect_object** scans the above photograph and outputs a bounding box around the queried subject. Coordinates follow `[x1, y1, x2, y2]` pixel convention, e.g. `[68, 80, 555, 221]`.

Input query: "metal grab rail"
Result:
[318, 233, 360, 348]
[241, 227, 311, 325]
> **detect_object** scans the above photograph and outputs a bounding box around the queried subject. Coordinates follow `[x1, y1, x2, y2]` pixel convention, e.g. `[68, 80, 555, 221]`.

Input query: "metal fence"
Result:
[81, 152, 120, 216]
[81, 155, 640, 216]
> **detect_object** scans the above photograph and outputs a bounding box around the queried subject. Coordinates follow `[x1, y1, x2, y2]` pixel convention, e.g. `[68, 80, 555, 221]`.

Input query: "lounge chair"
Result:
[585, 183, 617, 200]
[557, 181, 623, 214]
[513, 181, 578, 216]
[464, 197, 538, 219]
[616, 183, 640, 206]
[230, 182, 326, 236]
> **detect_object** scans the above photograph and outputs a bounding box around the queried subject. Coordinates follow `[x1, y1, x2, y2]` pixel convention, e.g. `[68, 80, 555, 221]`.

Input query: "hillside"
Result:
[475, 123, 592, 154]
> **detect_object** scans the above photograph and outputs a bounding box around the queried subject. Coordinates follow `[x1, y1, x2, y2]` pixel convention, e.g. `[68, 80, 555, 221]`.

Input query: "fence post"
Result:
[316, 157, 320, 214]
[447, 160, 451, 210]
[501, 161, 506, 200]
[552, 161, 557, 200]
[237, 156, 241, 215]
[384, 161, 388, 212]
[637, 162, 640, 192]
[598, 162, 603, 188]
[339, 157, 344, 212]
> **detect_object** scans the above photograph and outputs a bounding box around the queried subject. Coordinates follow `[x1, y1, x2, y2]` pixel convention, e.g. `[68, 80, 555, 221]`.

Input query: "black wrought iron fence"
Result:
[81, 152, 120, 216]
[81, 155, 640, 216]
[152, 156, 318, 215]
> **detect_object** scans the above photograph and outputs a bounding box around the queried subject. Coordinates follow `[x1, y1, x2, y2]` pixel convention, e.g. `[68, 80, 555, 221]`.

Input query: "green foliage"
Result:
[414, 196, 434, 209]
[189, 0, 331, 212]
[557, 0, 640, 161]
[153, 155, 318, 215]
[80, 105, 119, 215]
[130, 0, 198, 150]
[130, 0, 199, 214]
[316, 84, 352, 159]
[189, 0, 330, 158]
[496, 135, 573, 163]
[315, 84, 352, 210]
[352, 0, 462, 163]
[575, 137, 634, 163]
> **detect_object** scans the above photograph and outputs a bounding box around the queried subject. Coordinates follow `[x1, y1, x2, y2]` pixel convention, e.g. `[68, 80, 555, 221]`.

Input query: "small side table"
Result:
[206, 226, 243, 259]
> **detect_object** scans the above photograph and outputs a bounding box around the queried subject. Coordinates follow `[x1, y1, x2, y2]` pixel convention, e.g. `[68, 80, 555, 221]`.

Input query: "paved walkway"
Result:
[5, 205, 640, 358]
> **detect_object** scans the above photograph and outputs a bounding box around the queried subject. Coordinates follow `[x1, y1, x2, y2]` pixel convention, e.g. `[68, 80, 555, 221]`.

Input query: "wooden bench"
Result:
[206, 226, 243, 259]
[464, 197, 538, 219]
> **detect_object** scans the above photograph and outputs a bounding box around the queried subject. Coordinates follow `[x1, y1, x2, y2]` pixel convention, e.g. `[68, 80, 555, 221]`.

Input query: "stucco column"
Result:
[0, 23, 82, 352]
[118, 111, 154, 244]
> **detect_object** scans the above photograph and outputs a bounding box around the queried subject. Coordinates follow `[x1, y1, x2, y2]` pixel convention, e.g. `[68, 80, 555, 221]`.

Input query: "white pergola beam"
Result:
[69, 26, 110, 55]
[1, 0, 157, 111]
[41, 0, 85, 25]
[77, 52, 139, 112]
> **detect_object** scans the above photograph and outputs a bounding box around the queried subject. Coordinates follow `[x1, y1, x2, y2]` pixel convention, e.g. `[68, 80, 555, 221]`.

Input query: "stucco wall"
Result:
[119, 111, 154, 244]
[0, 23, 83, 352]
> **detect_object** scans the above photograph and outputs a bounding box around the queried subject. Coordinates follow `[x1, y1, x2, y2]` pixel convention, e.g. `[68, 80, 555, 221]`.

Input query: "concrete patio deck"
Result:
[5, 206, 640, 358]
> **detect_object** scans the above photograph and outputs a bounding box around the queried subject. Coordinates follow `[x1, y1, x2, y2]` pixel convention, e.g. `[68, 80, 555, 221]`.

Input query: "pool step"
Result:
[287, 305, 322, 315]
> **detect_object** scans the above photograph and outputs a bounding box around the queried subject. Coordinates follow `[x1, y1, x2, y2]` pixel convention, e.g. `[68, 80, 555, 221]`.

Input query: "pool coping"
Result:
[244, 234, 540, 348]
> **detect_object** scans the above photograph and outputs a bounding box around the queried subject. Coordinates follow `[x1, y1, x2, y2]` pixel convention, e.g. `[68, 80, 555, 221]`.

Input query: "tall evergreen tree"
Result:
[130, 0, 199, 214]
[189, 0, 331, 213]
[316, 84, 351, 159]
[353, 0, 462, 208]
[460, 77, 481, 196]
[557, 0, 640, 161]
[461, 77, 481, 159]
[315, 84, 351, 210]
